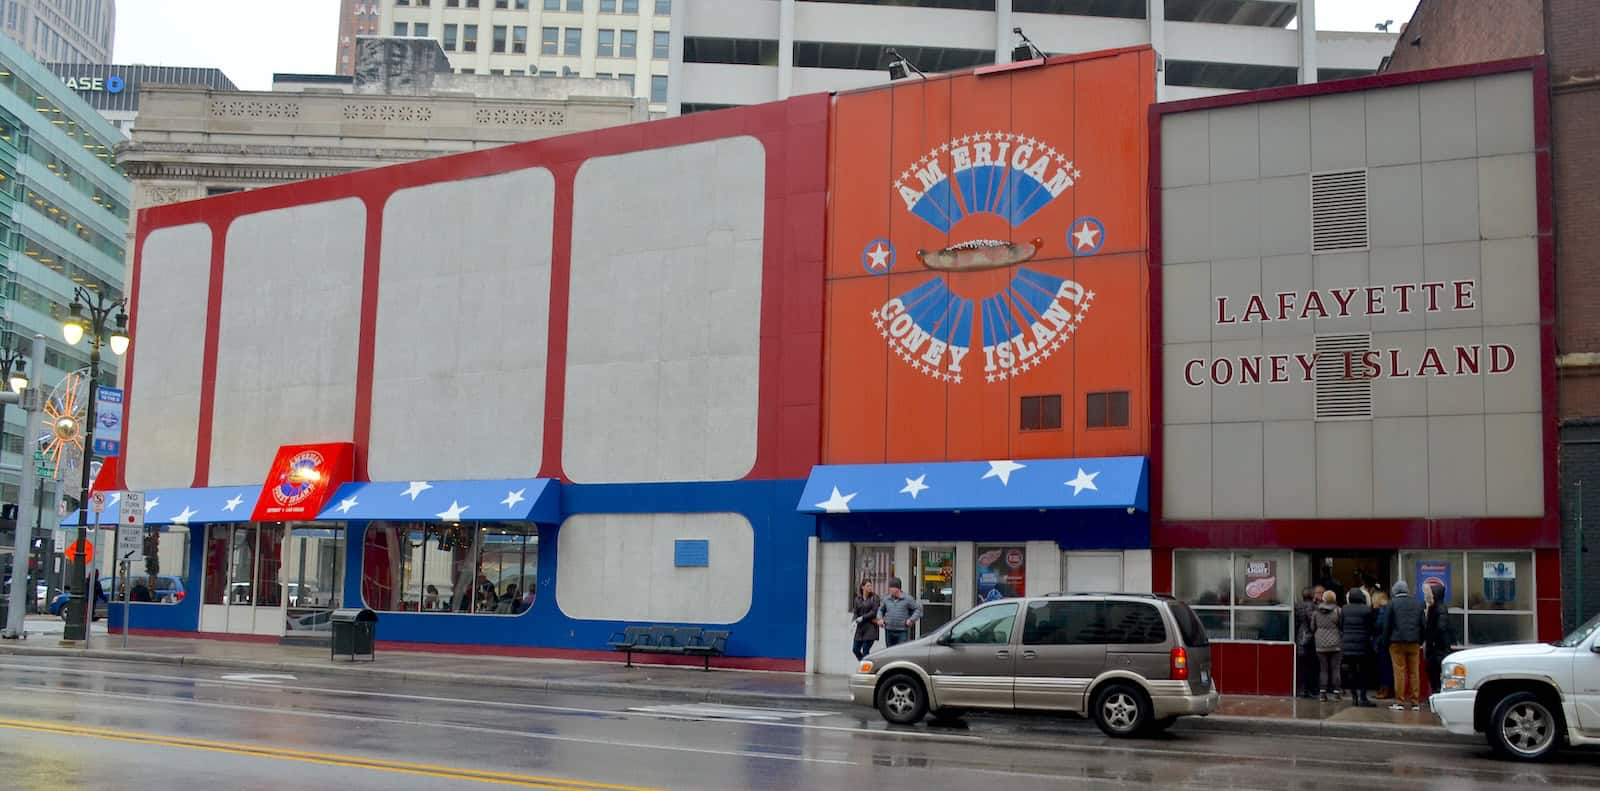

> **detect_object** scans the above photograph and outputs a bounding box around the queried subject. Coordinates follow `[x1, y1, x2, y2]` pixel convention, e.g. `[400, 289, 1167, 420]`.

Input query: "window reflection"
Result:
[362, 522, 538, 615]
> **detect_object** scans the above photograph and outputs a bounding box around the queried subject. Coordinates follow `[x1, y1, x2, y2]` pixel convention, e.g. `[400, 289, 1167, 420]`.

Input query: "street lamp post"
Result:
[60, 288, 128, 644]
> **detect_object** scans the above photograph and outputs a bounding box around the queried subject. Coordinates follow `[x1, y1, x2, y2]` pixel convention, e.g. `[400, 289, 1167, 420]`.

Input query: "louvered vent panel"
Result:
[1310, 168, 1369, 254]
[1314, 332, 1373, 421]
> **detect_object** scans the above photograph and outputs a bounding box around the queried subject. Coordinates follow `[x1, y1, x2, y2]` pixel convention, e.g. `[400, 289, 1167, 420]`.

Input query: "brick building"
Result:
[1381, 0, 1600, 629]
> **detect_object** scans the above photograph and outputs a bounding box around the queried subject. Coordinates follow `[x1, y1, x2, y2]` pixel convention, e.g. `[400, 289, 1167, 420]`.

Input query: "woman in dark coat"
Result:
[850, 579, 883, 661]
[1340, 589, 1377, 707]
[1424, 582, 1454, 696]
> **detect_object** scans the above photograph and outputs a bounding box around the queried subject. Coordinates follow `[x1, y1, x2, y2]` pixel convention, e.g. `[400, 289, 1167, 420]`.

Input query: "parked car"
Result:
[50, 575, 186, 617]
[850, 593, 1218, 737]
[1431, 612, 1600, 761]
[47, 590, 106, 620]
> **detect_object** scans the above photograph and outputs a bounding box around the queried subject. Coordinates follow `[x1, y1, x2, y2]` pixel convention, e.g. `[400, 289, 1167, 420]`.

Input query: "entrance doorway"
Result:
[284, 526, 345, 636]
[1307, 551, 1395, 603]
[910, 546, 955, 638]
[201, 523, 346, 638]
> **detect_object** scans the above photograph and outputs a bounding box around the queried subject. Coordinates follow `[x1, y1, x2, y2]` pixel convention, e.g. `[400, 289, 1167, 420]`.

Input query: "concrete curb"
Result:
[0, 643, 1468, 743]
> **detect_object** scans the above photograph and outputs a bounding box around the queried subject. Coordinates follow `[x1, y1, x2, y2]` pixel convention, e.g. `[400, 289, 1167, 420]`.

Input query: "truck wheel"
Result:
[1092, 682, 1152, 738]
[876, 674, 928, 725]
[1487, 691, 1561, 761]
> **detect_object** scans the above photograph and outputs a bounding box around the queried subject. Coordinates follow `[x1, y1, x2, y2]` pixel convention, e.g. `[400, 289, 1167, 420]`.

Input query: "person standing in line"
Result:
[877, 577, 921, 648]
[1313, 590, 1343, 701]
[1382, 580, 1428, 711]
[850, 579, 882, 661]
[1340, 589, 1377, 707]
[1372, 592, 1394, 699]
[1423, 582, 1454, 697]
[1295, 586, 1322, 699]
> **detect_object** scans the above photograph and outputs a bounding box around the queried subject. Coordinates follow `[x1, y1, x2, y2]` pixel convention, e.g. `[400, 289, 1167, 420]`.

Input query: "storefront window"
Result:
[362, 522, 538, 615]
[97, 526, 191, 604]
[1398, 550, 1535, 646]
[850, 545, 894, 602]
[1174, 550, 1293, 641]
[976, 545, 1026, 603]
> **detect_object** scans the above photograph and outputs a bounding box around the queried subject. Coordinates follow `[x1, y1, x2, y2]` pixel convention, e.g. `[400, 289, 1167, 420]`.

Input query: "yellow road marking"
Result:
[0, 718, 663, 791]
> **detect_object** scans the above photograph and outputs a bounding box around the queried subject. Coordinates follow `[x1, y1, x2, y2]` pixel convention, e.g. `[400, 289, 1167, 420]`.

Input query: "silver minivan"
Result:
[850, 593, 1219, 737]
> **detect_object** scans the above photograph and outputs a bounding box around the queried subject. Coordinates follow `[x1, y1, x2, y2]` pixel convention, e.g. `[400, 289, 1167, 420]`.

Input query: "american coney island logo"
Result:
[271, 450, 325, 507]
[865, 131, 1101, 384]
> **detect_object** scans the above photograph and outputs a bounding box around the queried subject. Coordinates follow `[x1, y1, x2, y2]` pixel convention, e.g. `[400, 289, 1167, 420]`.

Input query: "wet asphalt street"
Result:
[0, 655, 1596, 790]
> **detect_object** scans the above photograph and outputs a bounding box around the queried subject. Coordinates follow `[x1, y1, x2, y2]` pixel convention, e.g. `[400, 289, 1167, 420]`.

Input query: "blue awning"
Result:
[62, 485, 263, 527]
[314, 478, 560, 523]
[797, 456, 1148, 514]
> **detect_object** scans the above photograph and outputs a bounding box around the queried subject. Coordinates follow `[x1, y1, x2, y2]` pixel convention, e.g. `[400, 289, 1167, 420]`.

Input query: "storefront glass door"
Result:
[285, 526, 345, 635]
[200, 523, 288, 637]
[911, 546, 955, 638]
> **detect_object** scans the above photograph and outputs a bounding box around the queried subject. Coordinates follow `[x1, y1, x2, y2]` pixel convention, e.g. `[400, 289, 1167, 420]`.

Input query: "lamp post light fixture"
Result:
[60, 286, 128, 644]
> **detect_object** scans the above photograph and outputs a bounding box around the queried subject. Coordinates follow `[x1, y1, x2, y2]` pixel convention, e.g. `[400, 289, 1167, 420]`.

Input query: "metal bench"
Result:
[606, 625, 732, 670]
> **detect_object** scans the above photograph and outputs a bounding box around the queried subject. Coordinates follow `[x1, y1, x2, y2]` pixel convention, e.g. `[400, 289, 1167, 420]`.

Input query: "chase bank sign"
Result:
[63, 74, 124, 93]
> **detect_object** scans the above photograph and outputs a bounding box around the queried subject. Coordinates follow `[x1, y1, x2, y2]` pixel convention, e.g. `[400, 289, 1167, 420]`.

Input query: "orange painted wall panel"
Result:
[823, 49, 1154, 465]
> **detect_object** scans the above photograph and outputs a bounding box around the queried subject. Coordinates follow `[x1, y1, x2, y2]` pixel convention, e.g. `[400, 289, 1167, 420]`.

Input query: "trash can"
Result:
[330, 608, 378, 661]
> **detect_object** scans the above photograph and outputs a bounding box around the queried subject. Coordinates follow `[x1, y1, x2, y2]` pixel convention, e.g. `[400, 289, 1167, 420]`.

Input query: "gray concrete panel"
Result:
[555, 512, 754, 623]
[1209, 105, 1261, 184]
[1475, 72, 1535, 157]
[1163, 262, 1212, 344]
[1422, 158, 1481, 244]
[1315, 421, 1374, 518]
[1364, 85, 1422, 167]
[1259, 97, 1312, 178]
[1263, 420, 1316, 518]
[1368, 164, 1423, 249]
[1424, 327, 1486, 416]
[1419, 78, 1477, 163]
[1161, 112, 1211, 188]
[1163, 424, 1212, 519]
[1370, 330, 1428, 418]
[1428, 415, 1488, 517]
[1261, 254, 1314, 339]
[1423, 241, 1482, 330]
[1368, 246, 1426, 332]
[1259, 336, 1316, 421]
[1211, 338, 1264, 423]
[1311, 252, 1370, 334]
[125, 223, 212, 491]
[1165, 342, 1214, 425]
[1210, 257, 1263, 341]
[1480, 237, 1539, 327]
[1478, 153, 1537, 240]
[1161, 185, 1212, 265]
[1209, 180, 1261, 262]
[1309, 92, 1367, 172]
[1258, 175, 1310, 257]
[1483, 323, 1541, 414]
[1212, 421, 1264, 518]
[1484, 412, 1543, 517]
[1372, 417, 1430, 517]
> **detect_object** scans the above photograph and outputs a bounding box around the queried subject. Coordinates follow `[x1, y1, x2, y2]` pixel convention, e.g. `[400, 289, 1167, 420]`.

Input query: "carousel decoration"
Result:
[40, 369, 90, 482]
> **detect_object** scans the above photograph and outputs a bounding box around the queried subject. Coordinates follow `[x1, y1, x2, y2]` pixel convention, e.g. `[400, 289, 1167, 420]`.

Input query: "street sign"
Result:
[94, 387, 123, 457]
[116, 526, 144, 565]
[91, 491, 107, 513]
[121, 491, 145, 528]
[64, 539, 94, 564]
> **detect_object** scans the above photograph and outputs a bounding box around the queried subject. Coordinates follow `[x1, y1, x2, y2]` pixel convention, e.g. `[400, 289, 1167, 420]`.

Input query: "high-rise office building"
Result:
[0, 0, 114, 65]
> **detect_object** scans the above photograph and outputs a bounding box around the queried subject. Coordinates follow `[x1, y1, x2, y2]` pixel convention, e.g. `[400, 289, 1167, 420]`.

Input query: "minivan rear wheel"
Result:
[1091, 682, 1152, 738]
[876, 674, 928, 725]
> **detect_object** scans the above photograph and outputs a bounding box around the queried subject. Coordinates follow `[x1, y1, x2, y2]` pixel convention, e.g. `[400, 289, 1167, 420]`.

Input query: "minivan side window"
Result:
[1023, 601, 1102, 645]
[1103, 602, 1167, 644]
[949, 603, 1019, 645]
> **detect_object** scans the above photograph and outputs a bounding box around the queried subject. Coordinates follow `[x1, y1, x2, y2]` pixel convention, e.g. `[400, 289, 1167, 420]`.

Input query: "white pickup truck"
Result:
[1430, 612, 1600, 760]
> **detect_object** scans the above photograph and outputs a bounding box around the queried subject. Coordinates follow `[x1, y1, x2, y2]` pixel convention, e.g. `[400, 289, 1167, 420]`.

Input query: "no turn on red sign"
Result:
[121, 491, 144, 528]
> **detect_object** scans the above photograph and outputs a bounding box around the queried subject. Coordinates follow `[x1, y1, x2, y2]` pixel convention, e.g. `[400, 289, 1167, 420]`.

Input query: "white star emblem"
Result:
[866, 243, 890, 270]
[982, 460, 1026, 486]
[502, 488, 527, 509]
[334, 496, 360, 514]
[222, 494, 245, 512]
[985, 373, 996, 383]
[107, 493, 121, 506]
[1066, 467, 1101, 496]
[401, 481, 433, 500]
[900, 475, 929, 499]
[1073, 222, 1101, 251]
[435, 500, 470, 521]
[144, 496, 160, 514]
[814, 486, 856, 514]
[171, 505, 198, 525]
[953, 375, 963, 384]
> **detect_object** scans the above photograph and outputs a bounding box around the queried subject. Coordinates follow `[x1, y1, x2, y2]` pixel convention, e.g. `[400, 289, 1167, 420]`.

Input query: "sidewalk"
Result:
[0, 625, 1459, 743]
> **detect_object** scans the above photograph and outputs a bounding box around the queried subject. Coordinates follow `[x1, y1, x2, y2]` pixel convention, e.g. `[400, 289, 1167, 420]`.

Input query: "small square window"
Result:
[564, 27, 581, 55]
[619, 29, 636, 56]
[655, 0, 671, 13]
[652, 30, 668, 59]
[463, 24, 479, 51]
[623, 0, 638, 11]
[466, 0, 479, 6]
[541, 27, 558, 55]
[650, 74, 667, 103]
[443, 23, 458, 49]
[496, 0, 509, 7]
[393, 22, 407, 36]
[1085, 391, 1130, 429]
[413, 22, 428, 37]
[513, 26, 528, 53]
[493, 25, 507, 52]
[545, 0, 560, 9]
[600, 0, 616, 11]
[597, 29, 614, 57]
[1020, 395, 1062, 432]
[567, 0, 584, 10]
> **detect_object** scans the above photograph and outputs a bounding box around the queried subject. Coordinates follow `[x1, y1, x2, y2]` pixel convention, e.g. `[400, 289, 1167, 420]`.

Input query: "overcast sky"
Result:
[112, 0, 1421, 92]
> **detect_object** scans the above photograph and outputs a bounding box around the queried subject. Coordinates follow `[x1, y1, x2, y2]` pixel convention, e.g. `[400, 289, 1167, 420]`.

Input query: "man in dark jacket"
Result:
[1295, 586, 1322, 698]
[1340, 589, 1377, 707]
[1423, 582, 1453, 696]
[1382, 580, 1427, 711]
